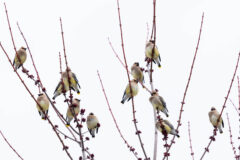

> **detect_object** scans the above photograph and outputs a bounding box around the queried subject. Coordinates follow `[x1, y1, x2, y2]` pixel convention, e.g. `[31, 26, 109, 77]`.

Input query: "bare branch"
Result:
[226, 113, 238, 159]
[0, 130, 24, 160]
[200, 52, 240, 160]
[116, 0, 148, 159]
[187, 122, 195, 160]
[0, 43, 73, 160]
[163, 12, 204, 160]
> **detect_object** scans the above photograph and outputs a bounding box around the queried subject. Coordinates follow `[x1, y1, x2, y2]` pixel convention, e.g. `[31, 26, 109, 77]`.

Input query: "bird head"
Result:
[211, 107, 216, 111]
[151, 91, 157, 96]
[134, 62, 139, 66]
[89, 112, 94, 116]
[21, 46, 27, 51]
[38, 93, 44, 97]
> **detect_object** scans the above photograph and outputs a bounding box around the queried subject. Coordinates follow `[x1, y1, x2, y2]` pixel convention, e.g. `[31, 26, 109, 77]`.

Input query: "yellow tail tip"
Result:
[77, 92, 80, 95]
[66, 124, 70, 127]
[158, 66, 162, 68]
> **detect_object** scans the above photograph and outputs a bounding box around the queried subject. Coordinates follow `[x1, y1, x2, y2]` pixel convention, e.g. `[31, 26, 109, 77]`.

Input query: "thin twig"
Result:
[226, 113, 238, 159]
[108, 38, 151, 94]
[237, 76, 240, 159]
[97, 70, 140, 159]
[116, 0, 148, 159]
[229, 98, 240, 114]
[199, 52, 240, 160]
[16, 22, 43, 92]
[59, 18, 86, 160]
[0, 130, 24, 160]
[163, 13, 204, 160]
[187, 122, 195, 160]
[0, 43, 73, 160]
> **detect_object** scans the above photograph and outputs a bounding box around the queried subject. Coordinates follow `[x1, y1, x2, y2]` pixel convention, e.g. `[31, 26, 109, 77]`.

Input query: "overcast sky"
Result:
[1, 0, 240, 159]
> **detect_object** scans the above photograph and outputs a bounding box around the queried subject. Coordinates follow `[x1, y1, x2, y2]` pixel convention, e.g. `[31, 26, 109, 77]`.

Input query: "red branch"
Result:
[97, 71, 140, 159]
[0, 130, 24, 160]
[229, 99, 240, 114]
[116, 0, 148, 159]
[199, 52, 240, 160]
[187, 122, 195, 160]
[59, 18, 87, 160]
[16, 23, 43, 92]
[237, 76, 240, 159]
[0, 43, 73, 160]
[16, 20, 78, 141]
[226, 113, 238, 159]
[162, 13, 204, 160]
[108, 38, 151, 94]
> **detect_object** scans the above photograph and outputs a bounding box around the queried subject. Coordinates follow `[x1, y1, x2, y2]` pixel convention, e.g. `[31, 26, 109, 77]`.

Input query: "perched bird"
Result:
[156, 118, 179, 137]
[149, 91, 168, 117]
[131, 62, 144, 83]
[121, 79, 139, 104]
[13, 46, 27, 70]
[62, 67, 81, 94]
[145, 40, 161, 68]
[208, 107, 224, 134]
[87, 113, 100, 138]
[36, 93, 50, 120]
[52, 68, 81, 99]
[53, 81, 70, 99]
[66, 98, 80, 126]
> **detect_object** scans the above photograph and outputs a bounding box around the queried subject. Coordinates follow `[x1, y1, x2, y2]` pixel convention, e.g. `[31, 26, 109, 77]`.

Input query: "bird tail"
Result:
[219, 127, 223, 134]
[121, 92, 127, 104]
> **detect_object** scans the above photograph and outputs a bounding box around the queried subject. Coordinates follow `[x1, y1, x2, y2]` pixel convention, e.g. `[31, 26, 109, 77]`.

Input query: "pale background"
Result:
[0, 0, 240, 159]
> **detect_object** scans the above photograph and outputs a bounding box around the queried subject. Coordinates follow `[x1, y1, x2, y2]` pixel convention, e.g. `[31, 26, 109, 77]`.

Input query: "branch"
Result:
[116, 0, 148, 159]
[97, 70, 140, 159]
[200, 52, 240, 160]
[187, 122, 195, 160]
[229, 98, 240, 114]
[16, 22, 43, 92]
[162, 12, 204, 160]
[0, 43, 73, 160]
[108, 38, 152, 94]
[59, 18, 87, 160]
[0, 130, 24, 160]
[226, 113, 238, 159]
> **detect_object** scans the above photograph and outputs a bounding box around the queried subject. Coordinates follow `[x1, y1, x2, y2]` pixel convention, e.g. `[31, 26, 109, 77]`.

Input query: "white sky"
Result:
[1, 0, 240, 159]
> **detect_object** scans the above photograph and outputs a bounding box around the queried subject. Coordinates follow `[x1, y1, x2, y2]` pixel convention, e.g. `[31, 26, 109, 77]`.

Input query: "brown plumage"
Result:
[208, 107, 224, 133]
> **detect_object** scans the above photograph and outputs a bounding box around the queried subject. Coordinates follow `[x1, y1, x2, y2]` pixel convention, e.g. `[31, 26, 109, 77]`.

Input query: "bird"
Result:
[87, 113, 100, 138]
[156, 118, 179, 137]
[208, 107, 224, 134]
[53, 80, 70, 99]
[131, 62, 144, 83]
[66, 98, 80, 127]
[13, 46, 27, 70]
[62, 67, 81, 94]
[149, 91, 168, 117]
[36, 93, 50, 120]
[52, 68, 81, 99]
[121, 79, 139, 104]
[145, 40, 161, 68]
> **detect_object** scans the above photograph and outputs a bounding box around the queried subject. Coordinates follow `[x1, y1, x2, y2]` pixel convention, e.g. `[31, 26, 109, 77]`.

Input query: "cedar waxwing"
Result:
[66, 98, 80, 126]
[149, 91, 168, 117]
[53, 81, 70, 99]
[13, 46, 27, 70]
[145, 40, 161, 68]
[121, 79, 139, 104]
[208, 107, 224, 134]
[87, 113, 99, 138]
[62, 67, 81, 94]
[36, 93, 50, 120]
[156, 118, 179, 137]
[131, 62, 144, 83]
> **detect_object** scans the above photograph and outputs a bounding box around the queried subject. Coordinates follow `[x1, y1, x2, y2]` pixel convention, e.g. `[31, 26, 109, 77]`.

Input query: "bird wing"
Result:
[54, 81, 61, 93]
[159, 96, 167, 111]
[163, 120, 174, 130]
[72, 73, 81, 88]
